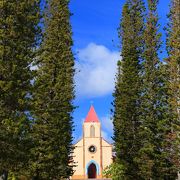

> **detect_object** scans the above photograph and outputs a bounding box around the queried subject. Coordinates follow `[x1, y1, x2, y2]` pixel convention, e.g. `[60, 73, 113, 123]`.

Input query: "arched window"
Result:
[90, 125, 95, 137]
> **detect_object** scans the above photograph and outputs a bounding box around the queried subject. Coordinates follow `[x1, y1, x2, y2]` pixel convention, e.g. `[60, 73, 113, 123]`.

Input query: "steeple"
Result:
[84, 105, 99, 123]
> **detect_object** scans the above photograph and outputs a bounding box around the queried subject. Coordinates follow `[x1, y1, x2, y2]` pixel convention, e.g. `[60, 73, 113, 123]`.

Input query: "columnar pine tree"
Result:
[137, 0, 177, 179]
[113, 0, 145, 178]
[0, 0, 40, 177]
[30, 0, 75, 179]
[166, 0, 180, 175]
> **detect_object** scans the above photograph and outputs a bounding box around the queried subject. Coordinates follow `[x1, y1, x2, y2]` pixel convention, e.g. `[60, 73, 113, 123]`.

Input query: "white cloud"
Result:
[101, 130, 109, 140]
[102, 130, 112, 143]
[75, 43, 120, 98]
[101, 115, 113, 132]
[101, 115, 113, 143]
[73, 133, 82, 143]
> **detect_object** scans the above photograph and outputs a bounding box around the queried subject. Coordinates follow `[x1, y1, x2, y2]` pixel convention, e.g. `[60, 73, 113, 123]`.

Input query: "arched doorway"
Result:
[88, 163, 97, 178]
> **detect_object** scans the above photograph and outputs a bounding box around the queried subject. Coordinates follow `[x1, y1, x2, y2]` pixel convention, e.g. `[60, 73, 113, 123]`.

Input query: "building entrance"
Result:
[88, 163, 97, 178]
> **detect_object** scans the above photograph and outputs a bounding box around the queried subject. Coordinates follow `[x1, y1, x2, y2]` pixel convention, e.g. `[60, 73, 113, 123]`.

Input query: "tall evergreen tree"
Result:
[30, 0, 75, 179]
[113, 0, 145, 179]
[166, 0, 180, 175]
[0, 0, 40, 177]
[137, 0, 177, 179]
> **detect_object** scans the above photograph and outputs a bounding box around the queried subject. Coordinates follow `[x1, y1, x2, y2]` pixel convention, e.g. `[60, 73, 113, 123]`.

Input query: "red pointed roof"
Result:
[84, 105, 99, 123]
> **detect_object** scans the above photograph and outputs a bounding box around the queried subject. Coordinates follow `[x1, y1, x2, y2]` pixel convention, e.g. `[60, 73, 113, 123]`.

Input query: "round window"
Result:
[88, 145, 96, 153]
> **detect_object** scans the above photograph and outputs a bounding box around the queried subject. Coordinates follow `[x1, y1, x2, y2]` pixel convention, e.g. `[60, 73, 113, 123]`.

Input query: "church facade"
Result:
[71, 105, 113, 179]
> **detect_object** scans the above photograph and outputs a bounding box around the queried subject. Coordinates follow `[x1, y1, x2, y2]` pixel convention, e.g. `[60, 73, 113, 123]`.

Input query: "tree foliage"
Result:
[113, 0, 145, 179]
[103, 162, 125, 180]
[165, 0, 180, 174]
[136, 0, 178, 179]
[0, 0, 40, 176]
[29, 0, 75, 179]
[113, 0, 179, 179]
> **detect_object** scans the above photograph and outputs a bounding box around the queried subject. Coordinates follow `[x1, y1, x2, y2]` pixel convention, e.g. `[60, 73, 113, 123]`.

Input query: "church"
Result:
[71, 105, 113, 179]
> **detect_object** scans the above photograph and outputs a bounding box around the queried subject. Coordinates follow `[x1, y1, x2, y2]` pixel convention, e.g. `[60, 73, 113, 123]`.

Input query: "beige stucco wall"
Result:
[72, 122, 112, 179]
[84, 137, 101, 175]
[73, 139, 84, 176]
[102, 139, 113, 170]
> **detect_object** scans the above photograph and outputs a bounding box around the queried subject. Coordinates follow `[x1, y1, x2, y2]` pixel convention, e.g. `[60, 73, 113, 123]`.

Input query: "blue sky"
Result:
[69, 0, 171, 143]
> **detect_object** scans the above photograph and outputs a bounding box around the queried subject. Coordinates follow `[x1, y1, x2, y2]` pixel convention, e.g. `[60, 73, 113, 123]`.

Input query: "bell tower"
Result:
[83, 105, 102, 178]
[83, 105, 101, 138]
